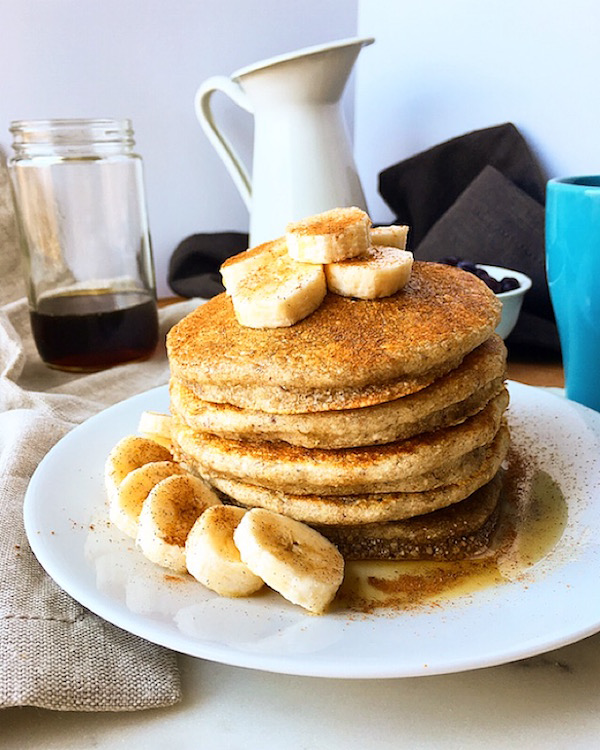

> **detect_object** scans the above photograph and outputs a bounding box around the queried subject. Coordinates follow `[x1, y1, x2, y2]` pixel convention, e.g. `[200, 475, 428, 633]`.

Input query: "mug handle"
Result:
[194, 76, 253, 209]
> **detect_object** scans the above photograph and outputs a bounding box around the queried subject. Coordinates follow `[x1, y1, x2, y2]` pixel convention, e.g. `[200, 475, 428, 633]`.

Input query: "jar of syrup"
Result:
[8, 118, 159, 371]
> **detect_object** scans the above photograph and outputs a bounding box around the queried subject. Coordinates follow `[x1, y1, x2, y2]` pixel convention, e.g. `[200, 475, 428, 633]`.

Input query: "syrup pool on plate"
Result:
[336, 454, 568, 614]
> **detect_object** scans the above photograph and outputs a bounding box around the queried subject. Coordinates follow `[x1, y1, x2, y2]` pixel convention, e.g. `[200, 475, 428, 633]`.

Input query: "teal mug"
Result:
[546, 176, 600, 411]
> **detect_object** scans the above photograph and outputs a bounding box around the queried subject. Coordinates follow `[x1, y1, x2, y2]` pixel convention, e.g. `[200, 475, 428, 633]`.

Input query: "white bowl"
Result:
[478, 264, 532, 339]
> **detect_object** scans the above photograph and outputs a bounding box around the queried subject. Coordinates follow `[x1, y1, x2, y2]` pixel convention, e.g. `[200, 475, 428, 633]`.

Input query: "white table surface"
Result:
[4, 631, 600, 749]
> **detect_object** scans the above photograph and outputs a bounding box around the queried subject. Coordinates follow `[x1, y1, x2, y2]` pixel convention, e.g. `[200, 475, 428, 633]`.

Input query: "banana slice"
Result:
[110, 460, 186, 539]
[138, 411, 173, 449]
[371, 225, 409, 249]
[186, 505, 264, 597]
[136, 474, 221, 573]
[105, 435, 172, 507]
[325, 246, 414, 299]
[233, 508, 344, 614]
[220, 238, 287, 294]
[286, 207, 371, 264]
[229, 247, 326, 328]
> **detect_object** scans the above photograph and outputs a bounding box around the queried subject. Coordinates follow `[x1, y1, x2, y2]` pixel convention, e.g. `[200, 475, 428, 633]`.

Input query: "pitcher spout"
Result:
[232, 37, 375, 104]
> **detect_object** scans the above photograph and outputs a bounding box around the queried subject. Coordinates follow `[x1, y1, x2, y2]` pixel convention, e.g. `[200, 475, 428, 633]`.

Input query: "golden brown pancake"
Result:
[170, 389, 508, 495]
[170, 335, 506, 448]
[205, 425, 509, 525]
[315, 472, 504, 561]
[166, 261, 502, 414]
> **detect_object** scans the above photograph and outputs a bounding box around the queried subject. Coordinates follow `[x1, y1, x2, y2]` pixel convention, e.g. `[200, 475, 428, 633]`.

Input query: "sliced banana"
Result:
[186, 505, 264, 597]
[138, 411, 174, 449]
[286, 207, 371, 264]
[105, 435, 172, 508]
[220, 238, 287, 294]
[233, 508, 344, 614]
[136, 474, 221, 573]
[229, 247, 326, 328]
[325, 246, 414, 299]
[371, 224, 409, 249]
[110, 460, 186, 539]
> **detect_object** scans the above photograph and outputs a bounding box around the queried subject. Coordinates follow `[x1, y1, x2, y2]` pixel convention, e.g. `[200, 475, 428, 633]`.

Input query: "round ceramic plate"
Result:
[23, 381, 600, 679]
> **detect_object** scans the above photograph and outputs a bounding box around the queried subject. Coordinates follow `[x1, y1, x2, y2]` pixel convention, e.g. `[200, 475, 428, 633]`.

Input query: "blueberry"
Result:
[471, 268, 500, 293]
[499, 276, 520, 293]
[473, 267, 491, 281]
[438, 256, 520, 295]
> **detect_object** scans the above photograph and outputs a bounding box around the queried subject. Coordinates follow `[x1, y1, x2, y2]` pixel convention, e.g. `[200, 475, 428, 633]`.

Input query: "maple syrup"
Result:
[30, 290, 159, 371]
[336, 464, 568, 613]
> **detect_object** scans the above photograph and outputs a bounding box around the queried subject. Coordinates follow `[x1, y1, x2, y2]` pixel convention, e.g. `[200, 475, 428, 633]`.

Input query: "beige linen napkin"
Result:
[0, 150, 199, 711]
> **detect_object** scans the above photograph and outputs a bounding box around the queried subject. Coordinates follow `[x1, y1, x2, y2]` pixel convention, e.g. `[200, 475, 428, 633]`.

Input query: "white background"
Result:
[354, 0, 600, 223]
[1, 0, 599, 294]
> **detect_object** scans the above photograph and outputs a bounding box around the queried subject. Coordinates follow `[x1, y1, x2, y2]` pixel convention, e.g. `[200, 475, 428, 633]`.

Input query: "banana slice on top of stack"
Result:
[103, 415, 345, 614]
[325, 245, 413, 300]
[224, 240, 327, 329]
[286, 205, 371, 263]
[221, 207, 413, 328]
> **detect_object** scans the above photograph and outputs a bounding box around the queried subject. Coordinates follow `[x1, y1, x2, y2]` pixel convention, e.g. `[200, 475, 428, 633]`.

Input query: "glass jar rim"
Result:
[9, 118, 135, 155]
[10, 117, 132, 131]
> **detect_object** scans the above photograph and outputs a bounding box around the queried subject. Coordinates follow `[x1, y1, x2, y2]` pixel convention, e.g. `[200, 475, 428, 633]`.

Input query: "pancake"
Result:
[167, 254, 511, 563]
[170, 335, 506, 448]
[205, 425, 509, 525]
[171, 389, 508, 496]
[180, 360, 467, 414]
[166, 261, 502, 414]
[315, 471, 504, 561]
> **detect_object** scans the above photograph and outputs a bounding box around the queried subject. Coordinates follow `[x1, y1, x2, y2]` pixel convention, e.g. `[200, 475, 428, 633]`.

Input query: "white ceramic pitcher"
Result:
[195, 37, 374, 246]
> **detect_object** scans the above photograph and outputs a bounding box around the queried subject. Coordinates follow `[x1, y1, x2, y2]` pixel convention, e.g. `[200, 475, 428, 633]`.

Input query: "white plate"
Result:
[24, 381, 600, 679]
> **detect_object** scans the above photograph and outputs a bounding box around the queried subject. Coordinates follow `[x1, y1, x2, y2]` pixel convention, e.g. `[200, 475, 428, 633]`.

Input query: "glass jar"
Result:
[8, 118, 159, 371]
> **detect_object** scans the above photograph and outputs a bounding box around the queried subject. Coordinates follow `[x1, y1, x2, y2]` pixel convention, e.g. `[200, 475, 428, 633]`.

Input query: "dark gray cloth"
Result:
[379, 122, 547, 247]
[416, 165, 558, 351]
[168, 231, 248, 298]
[378, 123, 558, 352]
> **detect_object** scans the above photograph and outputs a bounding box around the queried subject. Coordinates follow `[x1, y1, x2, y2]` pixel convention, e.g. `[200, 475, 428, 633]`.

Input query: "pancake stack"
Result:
[166, 257, 509, 561]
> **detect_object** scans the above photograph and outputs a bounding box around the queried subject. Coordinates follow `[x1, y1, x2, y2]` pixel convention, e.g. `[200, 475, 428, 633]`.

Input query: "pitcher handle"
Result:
[195, 76, 253, 209]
